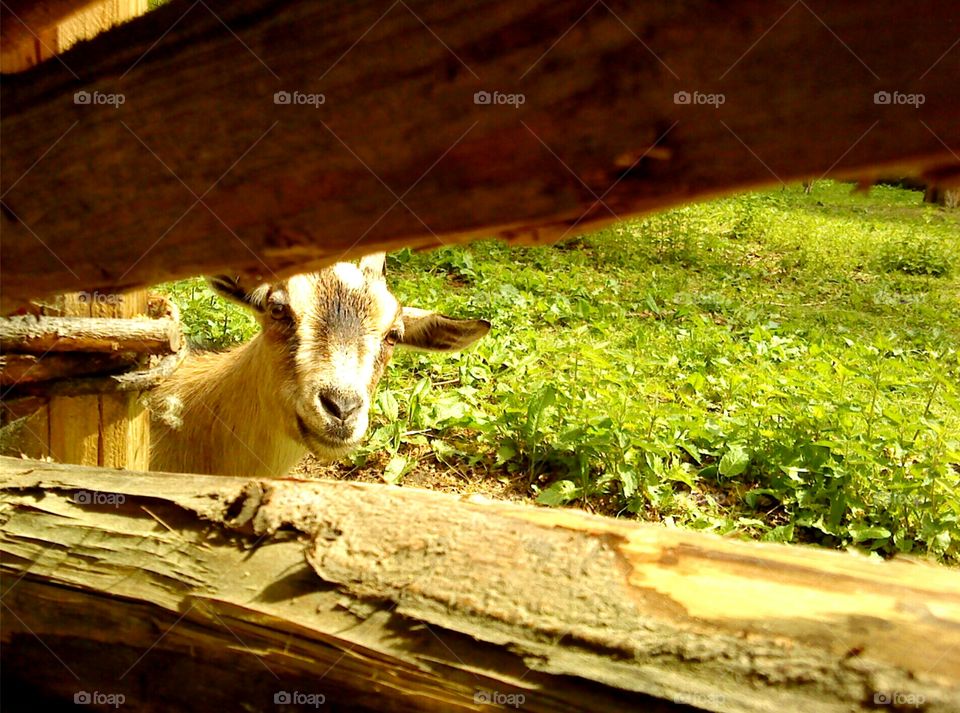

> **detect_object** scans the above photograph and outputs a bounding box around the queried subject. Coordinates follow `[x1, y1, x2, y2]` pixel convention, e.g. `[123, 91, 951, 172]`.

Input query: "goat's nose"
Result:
[317, 388, 363, 422]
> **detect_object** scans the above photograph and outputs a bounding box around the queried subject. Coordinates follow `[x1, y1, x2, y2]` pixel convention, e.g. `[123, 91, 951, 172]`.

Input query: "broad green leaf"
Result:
[849, 525, 891, 543]
[719, 445, 750, 477]
[382, 455, 410, 485]
[537, 480, 578, 506]
[378, 390, 399, 422]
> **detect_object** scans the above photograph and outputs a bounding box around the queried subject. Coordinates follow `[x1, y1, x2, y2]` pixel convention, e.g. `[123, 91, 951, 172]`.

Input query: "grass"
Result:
[162, 181, 960, 564]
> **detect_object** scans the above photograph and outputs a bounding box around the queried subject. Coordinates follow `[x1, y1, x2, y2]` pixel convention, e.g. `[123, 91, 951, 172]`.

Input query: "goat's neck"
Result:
[152, 334, 305, 477]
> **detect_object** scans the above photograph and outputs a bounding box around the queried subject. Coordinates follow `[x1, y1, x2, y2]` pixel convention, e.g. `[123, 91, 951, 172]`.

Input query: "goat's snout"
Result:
[317, 387, 363, 423]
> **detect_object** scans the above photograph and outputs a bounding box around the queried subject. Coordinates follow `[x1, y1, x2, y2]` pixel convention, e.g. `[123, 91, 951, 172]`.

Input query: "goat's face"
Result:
[208, 253, 489, 461]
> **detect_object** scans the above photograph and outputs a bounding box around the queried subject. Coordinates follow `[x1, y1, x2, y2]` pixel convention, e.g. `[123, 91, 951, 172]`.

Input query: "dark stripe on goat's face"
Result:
[317, 279, 371, 344]
[283, 266, 399, 394]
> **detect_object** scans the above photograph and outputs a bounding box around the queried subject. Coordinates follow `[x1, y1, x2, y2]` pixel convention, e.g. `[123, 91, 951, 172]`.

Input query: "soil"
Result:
[292, 447, 628, 518]
[291, 448, 537, 504]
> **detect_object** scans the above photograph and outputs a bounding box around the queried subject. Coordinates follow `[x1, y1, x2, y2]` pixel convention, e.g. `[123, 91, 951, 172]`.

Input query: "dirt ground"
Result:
[291, 447, 628, 517]
[291, 448, 537, 504]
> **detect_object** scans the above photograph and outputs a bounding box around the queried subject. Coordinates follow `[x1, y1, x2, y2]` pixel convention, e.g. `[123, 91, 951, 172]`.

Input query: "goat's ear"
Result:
[399, 307, 490, 351]
[359, 252, 387, 280]
[206, 275, 271, 313]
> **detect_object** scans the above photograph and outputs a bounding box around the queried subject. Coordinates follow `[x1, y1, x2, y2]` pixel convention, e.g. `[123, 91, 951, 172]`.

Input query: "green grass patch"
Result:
[161, 181, 960, 563]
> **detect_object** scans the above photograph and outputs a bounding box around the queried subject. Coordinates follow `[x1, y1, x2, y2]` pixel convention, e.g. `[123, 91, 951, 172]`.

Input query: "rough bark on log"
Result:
[2, 0, 959, 311]
[0, 351, 139, 385]
[0, 315, 181, 354]
[3, 350, 185, 397]
[1, 457, 958, 712]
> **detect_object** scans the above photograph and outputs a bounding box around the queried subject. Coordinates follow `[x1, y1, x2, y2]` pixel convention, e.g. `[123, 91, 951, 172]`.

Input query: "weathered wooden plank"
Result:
[47, 394, 100, 463]
[1, 456, 958, 712]
[3, 0, 959, 311]
[0, 315, 181, 353]
[98, 390, 145, 467]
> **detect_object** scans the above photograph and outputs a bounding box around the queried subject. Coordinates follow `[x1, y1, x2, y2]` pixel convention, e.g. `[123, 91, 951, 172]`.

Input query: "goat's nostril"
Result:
[318, 390, 363, 422]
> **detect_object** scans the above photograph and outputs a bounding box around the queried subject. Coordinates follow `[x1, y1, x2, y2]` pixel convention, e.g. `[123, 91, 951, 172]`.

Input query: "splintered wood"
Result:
[1, 458, 958, 712]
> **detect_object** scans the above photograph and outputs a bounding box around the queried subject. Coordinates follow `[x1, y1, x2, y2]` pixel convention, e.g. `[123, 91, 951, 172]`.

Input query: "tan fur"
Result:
[149, 337, 306, 477]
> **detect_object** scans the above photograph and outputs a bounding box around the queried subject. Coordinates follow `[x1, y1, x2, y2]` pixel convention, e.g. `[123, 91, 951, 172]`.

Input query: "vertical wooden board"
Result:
[45, 293, 95, 463]
[0, 25, 58, 73]
[48, 395, 100, 465]
[93, 288, 152, 468]
[99, 392, 150, 469]
[57, 0, 148, 52]
[125, 397, 149, 469]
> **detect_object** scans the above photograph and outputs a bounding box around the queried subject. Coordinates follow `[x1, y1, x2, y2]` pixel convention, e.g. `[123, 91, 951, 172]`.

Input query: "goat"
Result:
[149, 253, 489, 476]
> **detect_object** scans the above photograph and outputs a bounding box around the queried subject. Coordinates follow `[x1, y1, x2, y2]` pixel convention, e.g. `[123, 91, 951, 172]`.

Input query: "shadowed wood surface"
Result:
[1, 456, 958, 712]
[2, 0, 959, 311]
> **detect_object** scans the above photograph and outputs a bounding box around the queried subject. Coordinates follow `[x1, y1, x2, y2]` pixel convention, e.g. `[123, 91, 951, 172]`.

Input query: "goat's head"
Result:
[207, 253, 489, 461]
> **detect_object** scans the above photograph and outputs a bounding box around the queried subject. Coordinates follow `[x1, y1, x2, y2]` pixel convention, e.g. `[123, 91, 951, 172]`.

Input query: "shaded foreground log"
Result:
[1, 457, 958, 712]
[3, 0, 960, 311]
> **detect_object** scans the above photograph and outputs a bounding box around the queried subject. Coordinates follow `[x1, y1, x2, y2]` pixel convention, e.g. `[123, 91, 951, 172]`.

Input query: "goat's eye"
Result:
[384, 328, 402, 346]
[268, 303, 288, 321]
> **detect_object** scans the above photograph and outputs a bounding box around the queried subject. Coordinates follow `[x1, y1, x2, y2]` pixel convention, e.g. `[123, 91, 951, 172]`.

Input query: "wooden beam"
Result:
[0, 315, 181, 353]
[1, 456, 958, 712]
[3, 0, 959, 311]
[0, 351, 138, 384]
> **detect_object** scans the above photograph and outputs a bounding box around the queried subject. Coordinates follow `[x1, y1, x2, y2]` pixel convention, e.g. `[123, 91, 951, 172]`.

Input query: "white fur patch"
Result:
[369, 280, 400, 332]
[333, 263, 365, 291]
[286, 274, 318, 313]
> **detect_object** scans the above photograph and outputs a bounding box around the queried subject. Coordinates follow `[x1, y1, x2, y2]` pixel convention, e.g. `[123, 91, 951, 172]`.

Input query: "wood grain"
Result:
[2, 0, 959, 311]
[0, 315, 182, 353]
[1, 456, 958, 712]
